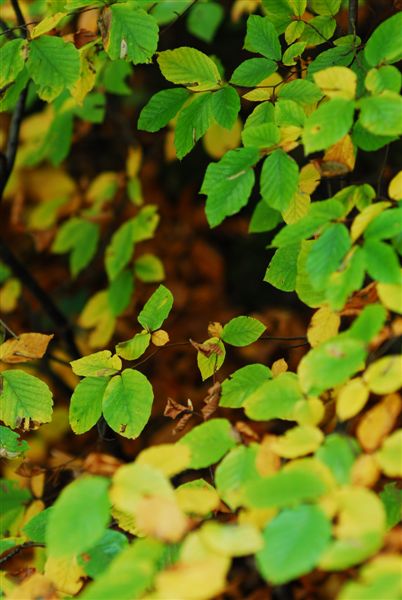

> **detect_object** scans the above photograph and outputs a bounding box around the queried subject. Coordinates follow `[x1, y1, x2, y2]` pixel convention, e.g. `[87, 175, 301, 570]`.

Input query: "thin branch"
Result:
[348, 0, 358, 35]
[376, 144, 390, 197]
[0, 542, 44, 566]
[0, 18, 15, 39]
[158, 0, 198, 36]
[0, 318, 18, 338]
[0, 241, 80, 360]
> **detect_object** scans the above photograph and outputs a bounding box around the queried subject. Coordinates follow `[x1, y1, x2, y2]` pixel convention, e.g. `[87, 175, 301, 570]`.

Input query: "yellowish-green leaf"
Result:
[388, 170, 402, 200]
[136, 444, 191, 477]
[363, 355, 402, 394]
[175, 479, 220, 516]
[70, 351, 121, 377]
[199, 522, 263, 557]
[0, 370, 53, 429]
[336, 377, 370, 421]
[307, 305, 340, 347]
[157, 47, 221, 91]
[271, 425, 324, 458]
[313, 66, 357, 99]
[375, 430, 402, 477]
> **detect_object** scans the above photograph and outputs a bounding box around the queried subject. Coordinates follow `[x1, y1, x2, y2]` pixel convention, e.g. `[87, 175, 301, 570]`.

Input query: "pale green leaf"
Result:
[46, 476, 110, 557]
[134, 254, 165, 282]
[105, 5, 159, 65]
[27, 35, 80, 102]
[137, 284, 173, 331]
[105, 220, 135, 282]
[0, 370, 53, 429]
[70, 351, 122, 377]
[52, 217, 99, 277]
[264, 244, 300, 291]
[115, 331, 151, 361]
[157, 46, 221, 90]
[241, 123, 280, 148]
[261, 149, 299, 212]
[256, 505, 331, 584]
[197, 337, 226, 380]
[245, 15, 282, 60]
[303, 98, 354, 154]
[278, 78, 323, 105]
[0, 425, 29, 459]
[200, 522, 263, 557]
[215, 445, 260, 509]
[310, 0, 341, 15]
[220, 364, 272, 409]
[69, 377, 108, 434]
[102, 369, 154, 438]
[138, 88, 190, 132]
[222, 316, 265, 347]
[179, 418, 236, 469]
[364, 12, 402, 67]
[244, 372, 303, 421]
[359, 93, 402, 136]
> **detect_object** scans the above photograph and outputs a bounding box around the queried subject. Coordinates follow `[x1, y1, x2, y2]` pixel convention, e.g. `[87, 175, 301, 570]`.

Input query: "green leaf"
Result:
[296, 240, 326, 307]
[174, 92, 213, 159]
[244, 372, 303, 421]
[363, 239, 401, 284]
[115, 331, 151, 361]
[365, 66, 402, 95]
[78, 530, 128, 579]
[271, 199, 344, 247]
[69, 377, 108, 435]
[261, 149, 299, 212]
[199, 522, 263, 556]
[282, 41, 307, 66]
[134, 254, 165, 282]
[316, 434, 357, 484]
[0, 39, 26, 89]
[201, 147, 260, 227]
[264, 244, 300, 291]
[108, 269, 134, 317]
[222, 316, 265, 347]
[105, 219, 136, 282]
[187, 1, 224, 43]
[52, 217, 99, 277]
[178, 418, 236, 469]
[0, 479, 31, 536]
[220, 364, 272, 409]
[23, 508, 52, 544]
[241, 123, 280, 148]
[0, 370, 53, 429]
[380, 483, 402, 529]
[347, 304, 387, 344]
[137, 284, 173, 331]
[244, 466, 329, 508]
[278, 78, 323, 105]
[364, 12, 402, 67]
[249, 201, 281, 233]
[310, 0, 341, 15]
[308, 45, 354, 77]
[326, 247, 366, 310]
[230, 57, 277, 86]
[80, 539, 164, 600]
[303, 98, 355, 154]
[70, 351, 122, 378]
[197, 337, 226, 380]
[102, 369, 154, 438]
[46, 476, 110, 557]
[359, 93, 402, 136]
[215, 445, 260, 509]
[157, 46, 221, 90]
[105, 5, 159, 65]
[245, 15, 282, 61]
[288, 0, 307, 17]
[274, 99, 305, 127]
[245, 102, 275, 128]
[132, 205, 159, 242]
[365, 207, 402, 240]
[261, 0, 293, 33]
[285, 20, 305, 44]
[306, 223, 351, 289]
[298, 337, 367, 395]
[256, 505, 331, 584]
[300, 15, 336, 45]
[0, 425, 29, 459]
[138, 88, 190, 132]
[27, 36, 80, 102]
[102, 59, 132, 95]
[212, 86, 240, 129]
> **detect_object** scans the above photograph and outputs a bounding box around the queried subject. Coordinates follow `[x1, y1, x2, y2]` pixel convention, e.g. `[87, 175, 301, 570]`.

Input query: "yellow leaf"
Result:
[20, 499, 45, 530]
[375, 429, 402, 477]
[320, 134, 356, 176]
[155, 556, 230, 600]
[336, 377, 370, 421]
[243, 73, 283, 102]
[30, 12, 67, 38]
[237, 507, 277, 529]
[350, 201, 390, 242]
[283, 190, 310, 224]
[0, 333, 54, 364]
[292, 397, 324, 426]
[307, 305, 340, 347]
[175, 482, 220, 516]
[314, 66, 357, 99]
[203, 119, 242, 159]
[299, 163, 321, 195]
[351, 454, 380, 488]
[79, 290, 115, 348]
[271, 358, 288, 377]
[136, 444, 191, 477]
[0, 278, 21, 313]
[388, 170, 402, 200]
[364, 355, 402, 394]
[135, 495, 189, 542]
[256, 436, 281, 476]
[279, 125, 301, 152]
[126, 146, 142, 178]
[87, 172, 119, 204]
[377, 280, 402, 314]
[271, 425, 324, 458]
[199, 522, 263, 557]
[151, 329, 170, 346]
[111, 506, 142, 536]
[356, 393, 401, 452]
[207, 321, 223, 338]
[333, 487, 386, 539]
[8, 573, 58, 600]
[44, 555, 84, 596]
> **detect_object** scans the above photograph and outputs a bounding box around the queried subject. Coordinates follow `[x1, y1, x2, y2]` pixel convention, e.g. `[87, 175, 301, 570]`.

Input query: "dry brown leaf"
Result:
[234, 421, 260, 443]
[164, 397, 191, 420]
[0, 333, 54, 364]
[190, 339, 223, 358]
[207, 322, 223, 338]
[83, 452, 123, 476]
[356, 393, 401, 452]
[201, 382, 221, 420]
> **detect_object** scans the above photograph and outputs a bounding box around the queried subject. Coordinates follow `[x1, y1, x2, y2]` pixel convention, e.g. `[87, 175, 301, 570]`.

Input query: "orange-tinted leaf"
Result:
[357, 394, 401, 452]
[0, 333, 54, 363]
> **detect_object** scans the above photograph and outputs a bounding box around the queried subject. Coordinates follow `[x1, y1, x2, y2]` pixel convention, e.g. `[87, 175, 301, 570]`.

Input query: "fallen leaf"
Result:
[201, 382, 221, 420]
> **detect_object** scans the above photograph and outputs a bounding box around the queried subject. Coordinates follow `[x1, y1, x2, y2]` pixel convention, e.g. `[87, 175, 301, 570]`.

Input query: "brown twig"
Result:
[348, 0, 358, 35]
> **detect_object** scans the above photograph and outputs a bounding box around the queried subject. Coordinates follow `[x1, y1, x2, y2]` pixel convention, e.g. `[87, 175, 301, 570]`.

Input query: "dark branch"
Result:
[0, 542, 45, 566]
[348, 0, 358, 35]
[10, 0, 27, 37]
